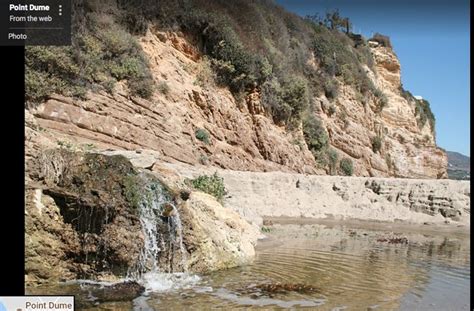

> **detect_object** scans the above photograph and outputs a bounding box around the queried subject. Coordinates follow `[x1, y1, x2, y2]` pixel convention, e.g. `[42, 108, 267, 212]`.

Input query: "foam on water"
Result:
[141, 272, 201, 293]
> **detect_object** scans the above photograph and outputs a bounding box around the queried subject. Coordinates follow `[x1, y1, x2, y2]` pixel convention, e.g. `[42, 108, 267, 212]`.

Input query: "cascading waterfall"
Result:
[127, 172, 199, 292]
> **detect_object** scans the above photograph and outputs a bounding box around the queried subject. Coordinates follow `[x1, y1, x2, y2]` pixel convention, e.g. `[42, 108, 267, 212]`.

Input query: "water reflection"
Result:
[28, 223, 470, 310]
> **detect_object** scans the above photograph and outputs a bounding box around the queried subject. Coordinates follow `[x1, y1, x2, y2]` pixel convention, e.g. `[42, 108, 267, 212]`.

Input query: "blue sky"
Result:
[276, 0, 470, 156]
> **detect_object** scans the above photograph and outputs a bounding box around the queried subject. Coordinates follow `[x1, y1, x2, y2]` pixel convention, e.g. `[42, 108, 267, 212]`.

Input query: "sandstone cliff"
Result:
[320, 42, 447, 178]
[25, 0, 447, 179]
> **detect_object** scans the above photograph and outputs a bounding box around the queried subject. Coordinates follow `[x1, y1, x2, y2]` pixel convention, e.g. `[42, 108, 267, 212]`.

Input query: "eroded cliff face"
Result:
[319, 42, 447, 178]
[26, 29, 446, 178]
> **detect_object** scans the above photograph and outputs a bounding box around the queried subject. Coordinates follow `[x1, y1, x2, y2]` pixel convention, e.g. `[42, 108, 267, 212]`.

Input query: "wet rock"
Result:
[239, 282, 320, 297]
[25, 150, 161, 283]
[256, 283, 319, 294]
[161, 202, 176, 217]
[91, 281, 145, 302]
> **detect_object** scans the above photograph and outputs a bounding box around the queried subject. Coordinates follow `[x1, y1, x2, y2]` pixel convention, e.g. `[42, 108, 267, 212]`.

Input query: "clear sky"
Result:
[276, 0, 470, 156]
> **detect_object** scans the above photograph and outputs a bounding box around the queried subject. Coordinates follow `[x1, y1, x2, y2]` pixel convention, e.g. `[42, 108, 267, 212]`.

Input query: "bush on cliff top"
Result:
[187, 173, 227, 202]
[25, 3, 154, 105]
[369, 33, 392, 48]
[311, 24, 375, 96]
[399, 86, 435, 131]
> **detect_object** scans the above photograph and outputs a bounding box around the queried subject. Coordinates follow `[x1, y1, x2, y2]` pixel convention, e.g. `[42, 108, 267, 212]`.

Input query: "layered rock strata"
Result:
[26, 30, 446, 178]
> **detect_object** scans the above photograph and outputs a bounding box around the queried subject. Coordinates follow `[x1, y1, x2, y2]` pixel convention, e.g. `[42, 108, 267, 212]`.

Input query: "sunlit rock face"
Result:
[26, 29, 445, 179]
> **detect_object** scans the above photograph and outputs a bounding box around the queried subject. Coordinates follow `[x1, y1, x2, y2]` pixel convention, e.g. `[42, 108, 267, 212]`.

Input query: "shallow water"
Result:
[28, 223, 470, 310]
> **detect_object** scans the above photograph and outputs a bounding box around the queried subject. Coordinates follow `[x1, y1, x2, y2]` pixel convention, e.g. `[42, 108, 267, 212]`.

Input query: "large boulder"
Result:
[180, 192, 260, 273]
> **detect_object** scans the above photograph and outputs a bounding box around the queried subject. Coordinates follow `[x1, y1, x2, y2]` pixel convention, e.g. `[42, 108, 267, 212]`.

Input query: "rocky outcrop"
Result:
[180, 192, 259, 273]
[26, 150, 146, 285]
[25, 149, 259, 285]
[154, 162, 470, 227]
[319, 43, 447, 178]
[26, 29, 445, 179]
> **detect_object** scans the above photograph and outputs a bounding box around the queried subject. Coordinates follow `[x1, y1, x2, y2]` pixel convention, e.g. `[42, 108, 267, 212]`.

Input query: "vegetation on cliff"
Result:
[26, 1, 154, 105]
[25, 0, 439, 175]
[186, 172, 227, 202]
[400, 86, 436, 130]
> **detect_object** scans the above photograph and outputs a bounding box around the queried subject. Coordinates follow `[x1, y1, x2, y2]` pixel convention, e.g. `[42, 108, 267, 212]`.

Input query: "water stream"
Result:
[126, 173, 197, 293]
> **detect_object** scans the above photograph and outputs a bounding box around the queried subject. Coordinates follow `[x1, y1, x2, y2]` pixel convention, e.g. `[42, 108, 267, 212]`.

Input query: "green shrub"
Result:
[25, 46, 86, 104]
[327, 148, 339, 175]
[327, 105, 336, 117]
[355, 44, 374, 69]
[372, 87, 383, 98]
[25, 8, 154, 105]
[311, 24, 374, 96]
[195, 56, 217, 87]
[157, 81, 170, 94]
[261, 78, 289, 124]
[57, 140, 75, 151]
[324, 79, 339, 99]
[339, 110, 349, 129]
[366, 85, 388, 112]
[129, 78, 154, 99]
[179, 11, 266, 93]
[198, 154, 209, 165]
[121, 11, 148, 35]
[399, 86, 415, 102]
[312, 149, 328, 169]
[377, 94, 388, 112]
[195, 128, 210, 144]
[371, 136, 382, 153]
[385, 154, 392, 170]
[188, 172, 227, 202]
[280, 76, 309, 126]
[340, 157, 353, 176]
[261, 75, 309, 126]
[414, 99, 435, 130]
[302, 115, 329, 156]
